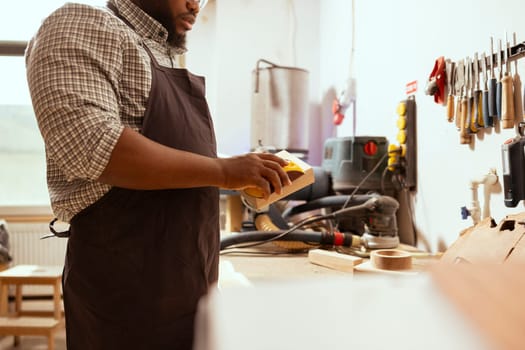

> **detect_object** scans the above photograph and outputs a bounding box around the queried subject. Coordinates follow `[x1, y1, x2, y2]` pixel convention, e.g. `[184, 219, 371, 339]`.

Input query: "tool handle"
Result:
[459, 97, 470, 144]
[496, 81, 502, 119]
[468, 97, 477, 133]
[501, 75, 515, 129]
[483, 90, 492, 127]
[446, 95, 454, 122]
[488, 78, 497, 117]
[455, 97, 462, 129]
[514, 74, 523, 124]
[474, 90, 484, 128]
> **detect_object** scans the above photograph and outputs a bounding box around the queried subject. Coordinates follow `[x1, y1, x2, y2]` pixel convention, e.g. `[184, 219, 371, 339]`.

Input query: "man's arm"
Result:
[98, 127, 291, 198]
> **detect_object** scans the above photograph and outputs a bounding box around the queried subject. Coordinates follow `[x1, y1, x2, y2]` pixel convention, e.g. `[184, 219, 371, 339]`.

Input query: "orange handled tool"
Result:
[501, 34, 515, 129]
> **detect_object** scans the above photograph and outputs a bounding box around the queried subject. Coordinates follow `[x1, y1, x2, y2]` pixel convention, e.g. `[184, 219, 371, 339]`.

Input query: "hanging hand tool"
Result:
[482, 52, 493, 127]
[501, 33, 515, 129]
[446, 59, 455, 122]
[455, 61, 464, 130]
[467, 57, 478, 134]
[488, 37, 498, 119]
[425, 57, 447, 104]
[459, 59, 471, 144]
[496, 39, 503, 120]
[513, 32, 523, 128]
[473, 53, 484, 129]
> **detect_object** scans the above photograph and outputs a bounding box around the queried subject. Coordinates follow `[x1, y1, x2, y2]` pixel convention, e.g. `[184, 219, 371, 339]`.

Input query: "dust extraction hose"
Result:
[220, 230, 361, 251]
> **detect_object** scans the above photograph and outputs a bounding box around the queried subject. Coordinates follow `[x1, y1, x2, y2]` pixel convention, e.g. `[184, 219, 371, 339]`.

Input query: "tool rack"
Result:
[426, 34, 525, 146]
[471, 40, 525, 72]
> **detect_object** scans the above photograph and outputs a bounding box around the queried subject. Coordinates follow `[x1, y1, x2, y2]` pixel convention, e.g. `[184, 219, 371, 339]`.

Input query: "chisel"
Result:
[482, 52, 492, 127]
[513, 32, 523, 128]
[501, 33, 515, 129]
[460, 57, 472, 144]
[488, 37, 498, 119]
[473, 52, 484, 129]
[467, 57, 478, 134]
[496, 39, 503, 120]
[446, 59, 455, 122]
[457, 60, 470, 144]
[455, 60, 464, 131]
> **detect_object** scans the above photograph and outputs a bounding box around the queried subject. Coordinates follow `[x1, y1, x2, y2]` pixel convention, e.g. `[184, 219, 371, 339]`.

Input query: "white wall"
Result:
[345, 0, 525, 251]
[187, 0, 320, 157]
[187, 0, 525, 251]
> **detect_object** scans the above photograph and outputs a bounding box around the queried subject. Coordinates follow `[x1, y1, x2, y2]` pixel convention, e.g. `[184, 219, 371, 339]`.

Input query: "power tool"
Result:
[220, 137, 401, 252]
[502, 122, 525, 207]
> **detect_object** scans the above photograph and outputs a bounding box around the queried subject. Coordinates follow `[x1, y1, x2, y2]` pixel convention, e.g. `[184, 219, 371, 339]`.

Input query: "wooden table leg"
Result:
[14, 285, 23, 346]
[47, 331, 55, 350]
[0, 282, 8, 316]
[15, 285, 22, 314]
[53, 279, 61, 320]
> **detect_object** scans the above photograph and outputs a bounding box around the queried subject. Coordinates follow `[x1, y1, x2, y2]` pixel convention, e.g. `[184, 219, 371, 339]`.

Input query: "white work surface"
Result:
[194, 257, 489, 350]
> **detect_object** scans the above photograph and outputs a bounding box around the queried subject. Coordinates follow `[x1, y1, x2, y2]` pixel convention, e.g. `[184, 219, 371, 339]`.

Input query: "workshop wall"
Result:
[186, 0, 321, 157]
[339, 0, 525, 251]
[187, 0, 525, 251]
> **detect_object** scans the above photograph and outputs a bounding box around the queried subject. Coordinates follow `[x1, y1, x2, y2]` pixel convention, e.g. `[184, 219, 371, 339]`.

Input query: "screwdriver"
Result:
[488, 37, 498, 120]
[513, 32, 523, 128]
[481, 52, 492, 127]
[496, 39, 503, 120]
[501, 33, 515, 129]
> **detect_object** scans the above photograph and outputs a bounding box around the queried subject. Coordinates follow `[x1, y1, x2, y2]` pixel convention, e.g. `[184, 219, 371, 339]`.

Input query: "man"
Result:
[25, 0, 291, 349]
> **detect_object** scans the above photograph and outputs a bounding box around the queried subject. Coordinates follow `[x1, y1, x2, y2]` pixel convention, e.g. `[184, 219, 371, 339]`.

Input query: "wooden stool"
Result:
[0, 265, 64, 349]
[0, 317, 61, 350]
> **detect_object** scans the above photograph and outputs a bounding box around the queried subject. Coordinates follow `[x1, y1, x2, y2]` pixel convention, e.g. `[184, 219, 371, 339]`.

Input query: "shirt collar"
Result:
[108, 0, 170, 46]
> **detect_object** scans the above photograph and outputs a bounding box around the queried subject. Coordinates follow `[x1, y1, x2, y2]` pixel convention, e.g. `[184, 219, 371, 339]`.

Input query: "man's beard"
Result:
[167, 32, 187, 52]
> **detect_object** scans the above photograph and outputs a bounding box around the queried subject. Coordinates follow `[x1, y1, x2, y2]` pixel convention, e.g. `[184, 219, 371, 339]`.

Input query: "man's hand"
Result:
[217, 153, 292, 199]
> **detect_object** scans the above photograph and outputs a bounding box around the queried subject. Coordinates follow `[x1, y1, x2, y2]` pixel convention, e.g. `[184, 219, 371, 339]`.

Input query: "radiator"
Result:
[6, 222, 67, 267]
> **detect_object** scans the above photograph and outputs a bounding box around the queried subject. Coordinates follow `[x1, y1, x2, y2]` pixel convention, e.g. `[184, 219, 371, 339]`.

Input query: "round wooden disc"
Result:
[370, 249, 412, 271]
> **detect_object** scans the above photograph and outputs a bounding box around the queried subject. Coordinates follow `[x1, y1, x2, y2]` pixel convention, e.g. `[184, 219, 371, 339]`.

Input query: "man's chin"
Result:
[168, 32, 187, 52]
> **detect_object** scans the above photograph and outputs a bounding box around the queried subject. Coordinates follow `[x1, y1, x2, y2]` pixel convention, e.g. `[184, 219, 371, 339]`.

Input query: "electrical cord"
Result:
[340, 151, 388, 210]
[336, 152, 388, 232]
[221, 200, 378, 251]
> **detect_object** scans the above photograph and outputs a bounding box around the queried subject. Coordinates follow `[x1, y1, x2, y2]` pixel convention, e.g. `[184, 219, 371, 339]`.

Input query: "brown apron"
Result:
[62, 38, 220, 349]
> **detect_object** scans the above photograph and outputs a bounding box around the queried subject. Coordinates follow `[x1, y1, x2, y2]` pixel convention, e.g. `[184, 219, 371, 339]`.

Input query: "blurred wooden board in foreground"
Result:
[431, 263, 525, 350]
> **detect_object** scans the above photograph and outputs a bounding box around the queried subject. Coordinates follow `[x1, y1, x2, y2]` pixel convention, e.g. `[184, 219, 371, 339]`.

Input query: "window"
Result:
[0, 1, 105, 212]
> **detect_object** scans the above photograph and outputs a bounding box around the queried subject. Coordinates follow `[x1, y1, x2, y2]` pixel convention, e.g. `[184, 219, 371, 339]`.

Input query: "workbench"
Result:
[219, 242, 432, 286]
[198, 244, 523, 350]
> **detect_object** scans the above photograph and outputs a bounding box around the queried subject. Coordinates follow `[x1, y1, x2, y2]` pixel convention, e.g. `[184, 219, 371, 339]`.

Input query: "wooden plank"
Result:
[308, 249, 362, 273]
[0, 316, 60, 334]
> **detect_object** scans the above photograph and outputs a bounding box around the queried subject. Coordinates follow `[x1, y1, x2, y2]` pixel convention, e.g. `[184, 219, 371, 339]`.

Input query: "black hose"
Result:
[220, 230, 355, 251]
[282, 194, 379, 218]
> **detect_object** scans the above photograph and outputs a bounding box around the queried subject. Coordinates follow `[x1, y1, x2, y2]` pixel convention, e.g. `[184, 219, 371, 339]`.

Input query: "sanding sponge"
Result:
[242, 150, 315, 210]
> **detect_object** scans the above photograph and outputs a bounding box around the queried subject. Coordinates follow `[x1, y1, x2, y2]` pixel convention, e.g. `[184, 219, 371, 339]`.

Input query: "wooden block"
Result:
[308, 249, 363, 273]
[242, 150, 315, 210]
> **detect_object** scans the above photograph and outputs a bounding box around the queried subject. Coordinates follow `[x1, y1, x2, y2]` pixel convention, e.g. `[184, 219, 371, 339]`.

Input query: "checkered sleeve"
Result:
[26, 4, 125, 182]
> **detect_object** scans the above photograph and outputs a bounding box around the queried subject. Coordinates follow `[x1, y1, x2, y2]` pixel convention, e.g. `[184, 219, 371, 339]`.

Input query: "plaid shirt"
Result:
[26, 0, 183, 222]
